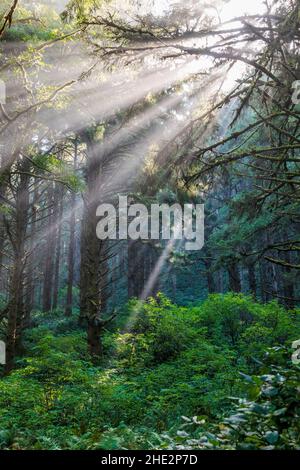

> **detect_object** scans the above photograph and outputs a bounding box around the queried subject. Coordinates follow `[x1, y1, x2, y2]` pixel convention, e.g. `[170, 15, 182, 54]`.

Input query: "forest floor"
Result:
[0, 293, 299, 450]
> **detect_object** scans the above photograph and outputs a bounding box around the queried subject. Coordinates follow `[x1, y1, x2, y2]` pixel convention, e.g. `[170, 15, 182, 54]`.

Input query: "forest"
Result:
[0, 0, 300, 452]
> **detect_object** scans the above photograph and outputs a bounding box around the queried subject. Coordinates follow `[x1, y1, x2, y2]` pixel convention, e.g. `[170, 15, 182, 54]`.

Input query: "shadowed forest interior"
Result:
[0, 0, 300, 451]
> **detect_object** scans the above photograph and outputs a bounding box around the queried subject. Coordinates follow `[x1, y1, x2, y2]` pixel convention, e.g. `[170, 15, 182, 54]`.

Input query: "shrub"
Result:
[160, 348, 300, 450]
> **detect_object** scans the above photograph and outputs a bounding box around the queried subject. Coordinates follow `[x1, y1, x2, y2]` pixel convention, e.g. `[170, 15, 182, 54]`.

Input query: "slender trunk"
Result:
[204, 257, 216, 294]
[128, 241, 159, 299]
[171, 269, 177, 300]
[24, 182, 38, 326]
[149, 244, 160, 297]
[128, 240, 141, 298]
[66, 140, 78, 316]
[65, 197, 76, 316]
[218, 269, 224, 293]
[0, 184, 6, 292]
[52, 189, 64, 310]
[42, 185, 55, 312]
[282, 251, 295, 309]
[248, 263, 257, 299]
[259, 260, 270, 302]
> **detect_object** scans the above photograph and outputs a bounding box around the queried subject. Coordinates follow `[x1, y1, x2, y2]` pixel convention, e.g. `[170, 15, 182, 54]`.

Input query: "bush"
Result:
[0, 293, 299, 449]
[196, 294, 299, 356]
[159, 348, 300, 450]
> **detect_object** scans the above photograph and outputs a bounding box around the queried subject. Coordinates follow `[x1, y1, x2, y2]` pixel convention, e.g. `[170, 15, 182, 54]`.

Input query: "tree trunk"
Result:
[282, 251, 295, 309]
[0, 184, 6, 293]
[52, 187, 64, 310]
[5, 259, 23, 374]
[228, 261, 241, 293]
[87, 320, 102, 357]
[128, 240, 142, 298]
[204, 257, 216, 294]
[42, 184, 55, 312]
[79, 130, 108, 359]
[65, 202, 76, 316]
[248, 263, 257, 299]
[128, 241, 159, 299]
[65, 139, 78, 317]
[24, 181, 38, 326]
[4, 161, 30, 373]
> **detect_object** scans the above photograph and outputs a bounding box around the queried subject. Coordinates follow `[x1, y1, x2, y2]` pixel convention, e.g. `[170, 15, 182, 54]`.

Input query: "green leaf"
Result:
[265, 431, 279, 445]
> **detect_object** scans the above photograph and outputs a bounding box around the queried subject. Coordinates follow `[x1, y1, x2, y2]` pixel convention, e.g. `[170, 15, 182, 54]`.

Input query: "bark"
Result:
[228, 261, 241, 293]
[171, 270, 177, 299]
[149, 244, 160, 297]
[79, 130, 108, 359]
[24, 181, 38, 325]
[0, 183, 7, 292]
[282, 251, 295, 309]
[52, 187, 64, 310]
[0, 0, 19, 38]
[65, 197, 76, 316]
[247, 263, 257, 299]
[128, 240, 142, 298]
[4, 161, 30, 373]
[5, 259, 23, 373]
[65, 139, 78, 317]
[128, 241, 159, 299]
[42, 184, 55, 312]
[204, 257, 216, 294]
[87, 320, 102, 357]
[259, 260, 270, 302]
[217, 269, 224, 294]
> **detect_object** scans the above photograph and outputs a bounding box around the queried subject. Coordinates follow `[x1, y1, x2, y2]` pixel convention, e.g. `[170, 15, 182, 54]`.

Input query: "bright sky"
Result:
[151, 0, 266, 21]
[42, 0, 267, 22]
[220, 0, 266, 21]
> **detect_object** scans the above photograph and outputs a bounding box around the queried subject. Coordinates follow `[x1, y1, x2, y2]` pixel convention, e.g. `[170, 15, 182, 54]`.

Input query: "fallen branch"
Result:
[0, 0, 19, 39]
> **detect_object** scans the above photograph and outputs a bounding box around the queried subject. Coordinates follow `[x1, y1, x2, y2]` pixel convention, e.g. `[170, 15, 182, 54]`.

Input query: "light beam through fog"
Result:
[0, 0, 268, 309]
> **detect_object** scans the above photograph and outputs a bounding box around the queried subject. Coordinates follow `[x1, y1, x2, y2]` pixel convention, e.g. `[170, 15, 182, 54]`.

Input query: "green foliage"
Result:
[162, 348, 300, 450]
[196, 294, 299, 356]
[128, 294, 201, 364]
[0, 294, 299, 449]
[61, 0, 103, 24]
[1, 1, 68, 42]
[31, 153, 84, 191]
